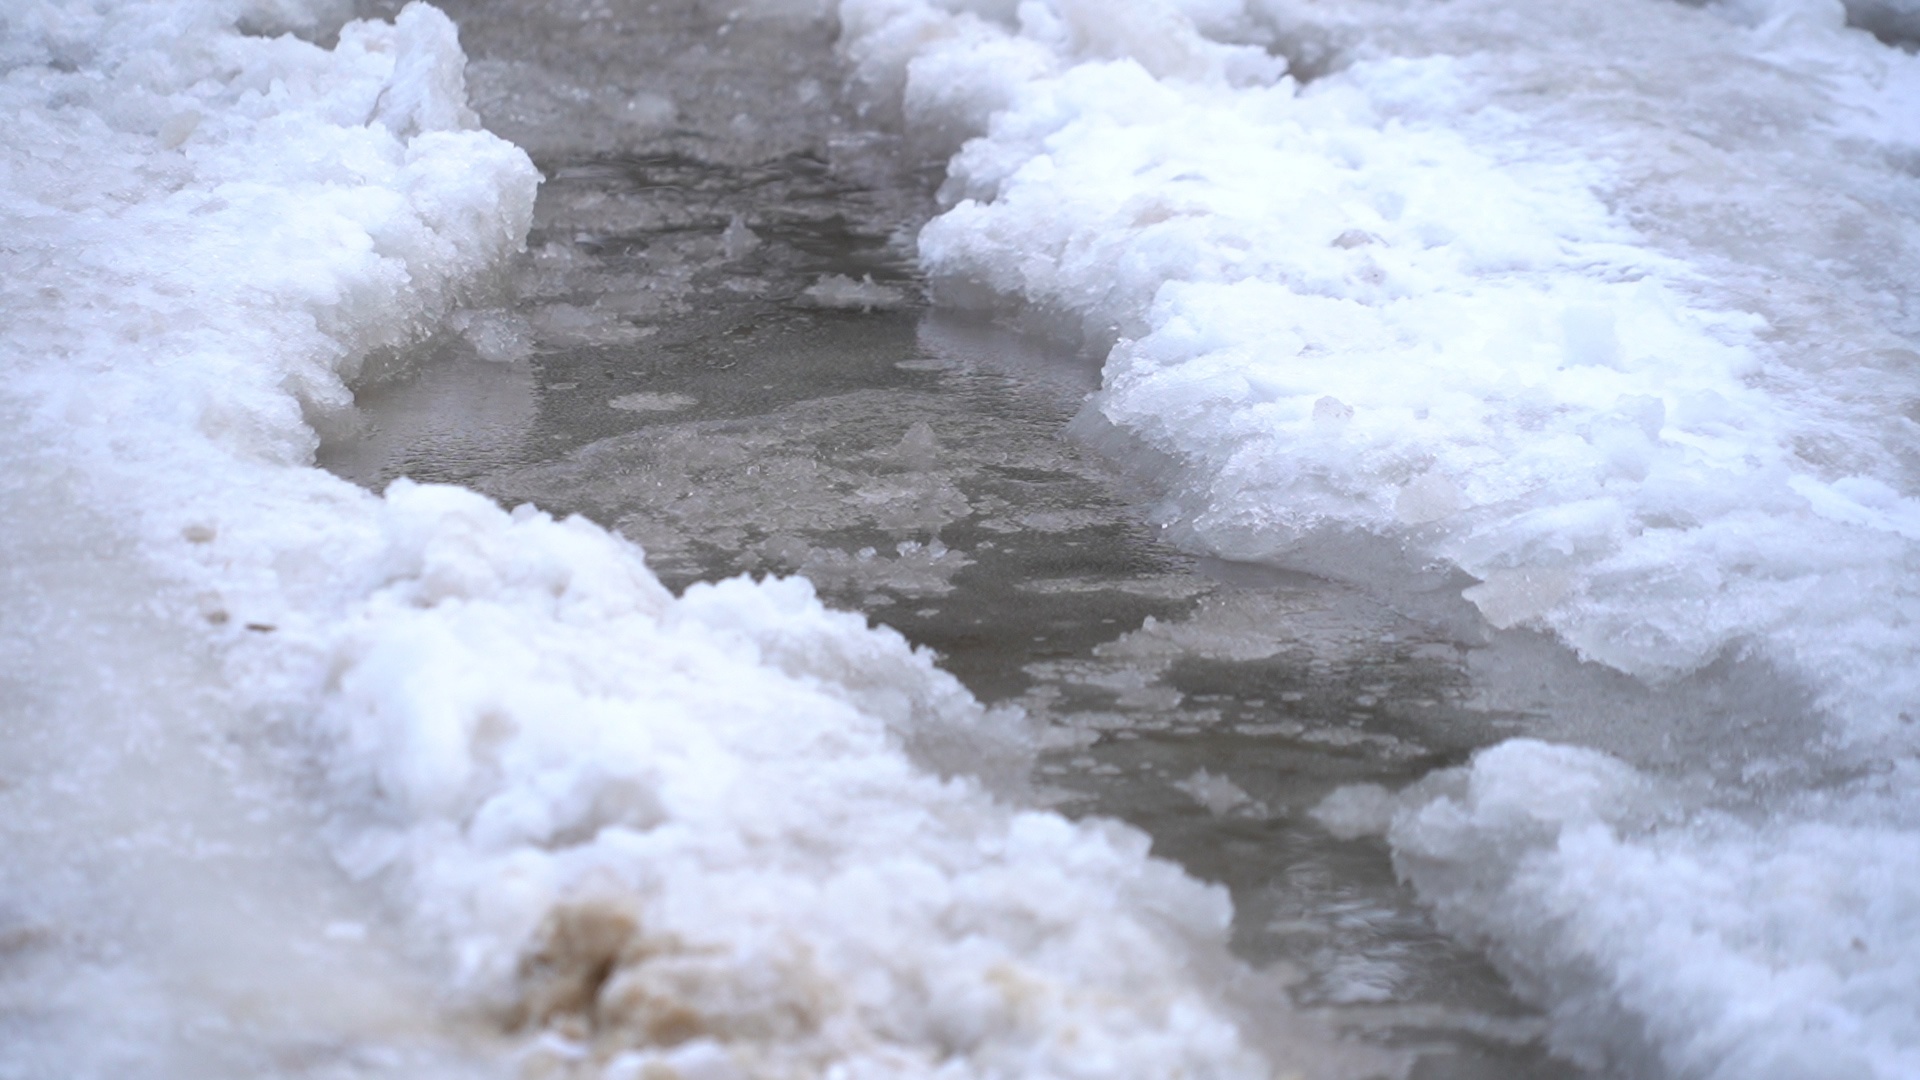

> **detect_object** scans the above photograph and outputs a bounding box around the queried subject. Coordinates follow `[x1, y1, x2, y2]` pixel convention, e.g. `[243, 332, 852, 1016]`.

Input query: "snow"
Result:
[13, 0, 1920, 1072]
[0, 2, 1356, 1076]
[841, 0, 1920, 1075]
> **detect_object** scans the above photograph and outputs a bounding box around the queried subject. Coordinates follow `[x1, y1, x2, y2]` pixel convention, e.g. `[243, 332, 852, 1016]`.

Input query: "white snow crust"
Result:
[0, 2, 1335, 1076]
[839, 0, 1920, 1076]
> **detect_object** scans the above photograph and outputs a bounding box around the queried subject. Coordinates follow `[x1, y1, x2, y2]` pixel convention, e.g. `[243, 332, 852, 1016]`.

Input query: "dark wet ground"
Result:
[326, 3, 1593, 1075]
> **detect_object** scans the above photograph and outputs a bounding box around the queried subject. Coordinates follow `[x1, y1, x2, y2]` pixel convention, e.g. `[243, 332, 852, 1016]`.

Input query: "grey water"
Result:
[326, 2, 1606, 1076]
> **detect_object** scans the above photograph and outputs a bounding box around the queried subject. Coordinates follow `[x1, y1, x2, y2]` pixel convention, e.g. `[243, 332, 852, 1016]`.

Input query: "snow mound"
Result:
[1317, 743, 1920, 1079]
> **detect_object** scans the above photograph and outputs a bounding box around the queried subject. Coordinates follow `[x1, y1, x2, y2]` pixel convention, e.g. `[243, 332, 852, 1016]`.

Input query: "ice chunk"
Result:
[795, 272, 910, 311]
[450, 307, 534, 362]
[1174, 768, 1256, 816]
[721, 213, 761, 259]
[1310, 784, 1398, 840]
[608, 391, 698, 413]
[1460, 568, 1576, 631]
[367, 4, 481, 137]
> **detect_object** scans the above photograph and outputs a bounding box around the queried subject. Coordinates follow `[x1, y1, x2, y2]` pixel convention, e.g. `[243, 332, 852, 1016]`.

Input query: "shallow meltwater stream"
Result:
[319, 3, 1618, 1075]
[15, 0, 1916, 1074]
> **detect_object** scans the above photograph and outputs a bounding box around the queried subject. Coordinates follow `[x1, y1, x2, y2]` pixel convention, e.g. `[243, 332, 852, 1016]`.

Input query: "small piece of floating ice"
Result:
[607, 391, 697, 412]
[794, 272, 910, 312]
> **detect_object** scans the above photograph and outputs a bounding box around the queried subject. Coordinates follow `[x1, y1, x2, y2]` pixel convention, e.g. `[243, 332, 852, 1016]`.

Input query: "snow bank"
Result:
[841, 0, 1920, 1075]
[316, 483, 1279, 1078]
[1316, 742, 1920, 1080]
[1, 2, 1335, 1075]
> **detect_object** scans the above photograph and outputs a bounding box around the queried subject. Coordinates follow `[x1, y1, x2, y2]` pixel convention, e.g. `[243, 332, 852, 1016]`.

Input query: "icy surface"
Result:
[0, 2, 1361, 1076]
[841, 0, 1920, 1076]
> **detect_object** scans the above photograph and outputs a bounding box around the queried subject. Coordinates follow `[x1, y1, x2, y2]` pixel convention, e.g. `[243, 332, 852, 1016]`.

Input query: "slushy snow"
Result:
[14, 0, 1920, 1075]
[0, 2, 1347, 1076]
[838, 0, 1920, 1076]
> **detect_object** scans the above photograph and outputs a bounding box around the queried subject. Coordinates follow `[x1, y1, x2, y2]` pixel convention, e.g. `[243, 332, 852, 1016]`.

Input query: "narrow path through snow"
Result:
[319, 5, 1711, 1074]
